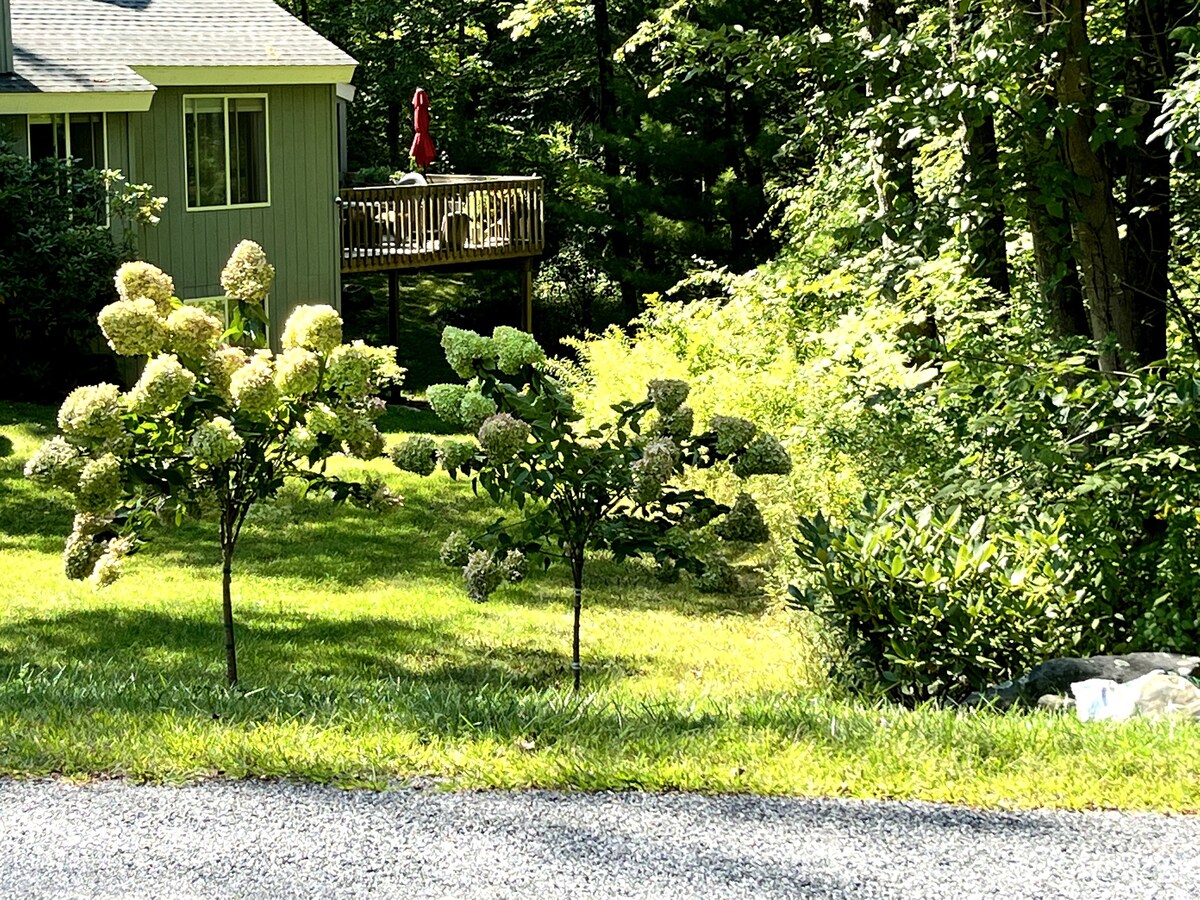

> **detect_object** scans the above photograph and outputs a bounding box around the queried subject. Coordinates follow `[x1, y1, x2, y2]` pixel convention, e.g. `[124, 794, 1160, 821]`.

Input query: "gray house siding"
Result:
[129, 83, 341, 342]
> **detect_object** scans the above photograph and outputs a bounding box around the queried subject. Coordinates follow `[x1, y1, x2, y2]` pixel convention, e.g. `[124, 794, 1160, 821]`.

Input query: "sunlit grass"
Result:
[2, 401, 1200, 810]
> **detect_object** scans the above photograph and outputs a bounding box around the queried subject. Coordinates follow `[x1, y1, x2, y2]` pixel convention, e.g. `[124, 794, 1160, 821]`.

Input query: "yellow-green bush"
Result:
[559, 262, 933, 589]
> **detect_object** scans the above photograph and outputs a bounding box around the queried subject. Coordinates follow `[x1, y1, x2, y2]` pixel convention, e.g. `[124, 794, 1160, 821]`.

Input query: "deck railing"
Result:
[338, 175, 544, 273]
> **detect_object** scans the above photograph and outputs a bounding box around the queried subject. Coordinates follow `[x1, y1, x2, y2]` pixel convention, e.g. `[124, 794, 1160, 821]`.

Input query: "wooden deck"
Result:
[339, 175, 544, 274]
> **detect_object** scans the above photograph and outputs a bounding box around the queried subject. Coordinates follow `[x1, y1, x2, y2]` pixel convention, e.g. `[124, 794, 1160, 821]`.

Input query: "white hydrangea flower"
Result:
[477, 413, 531, 462]
[647, 379, 690, 414]
[339, 409, 385, 459]
[190, 416, 244, 464]
[220, 240, 275, 304]
[75, 453, 123, 514]
[732, 433, 793, 478]
[206, 346, 249, 399]
[327, 341, 403, 398]
[459, 390, 498, 431]
[24, 436, 85, 492]
[229, 351, 279, 414]
[127, 354, 196, 416]
[58, 383, 125, 444]
[491, 326, 545, 374]
[710, 415, 757, 456]
[426, 383, 467, 425]
[305, 403, 340, 436]
[281, 304, 343, 354]
[114, 261, 175, 316]
[441, 326, 494, 378]
[274, 347, 321, 397]
[631, 436, 680, 504]
[391, 434, 438, 475]
[284, 425, 318, 457]
[98, 297, 167, 356]
[166, 305, 223, 359]
[63, 513, 110, 581]
[90, 536, 135, 588]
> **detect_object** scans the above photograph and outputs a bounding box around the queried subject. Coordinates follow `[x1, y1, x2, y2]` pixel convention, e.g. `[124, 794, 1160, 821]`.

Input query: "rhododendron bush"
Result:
[25, 243, 403, 685]
[391, 326, 790, 689]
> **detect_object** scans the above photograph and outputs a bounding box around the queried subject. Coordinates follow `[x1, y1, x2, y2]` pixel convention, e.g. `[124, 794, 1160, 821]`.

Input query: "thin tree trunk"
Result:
[222, 538, 238, 687]
[1056, 0, 1133, 371]
[571, 552, 584, 692]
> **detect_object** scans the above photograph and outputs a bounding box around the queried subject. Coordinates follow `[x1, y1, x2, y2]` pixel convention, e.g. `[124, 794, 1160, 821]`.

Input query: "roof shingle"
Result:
[0, 0, 355, 95]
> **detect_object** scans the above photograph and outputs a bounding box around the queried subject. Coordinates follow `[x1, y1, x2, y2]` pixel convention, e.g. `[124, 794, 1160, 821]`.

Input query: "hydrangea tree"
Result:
[25, 243, 403, 685]
[392, 326, 791, 689]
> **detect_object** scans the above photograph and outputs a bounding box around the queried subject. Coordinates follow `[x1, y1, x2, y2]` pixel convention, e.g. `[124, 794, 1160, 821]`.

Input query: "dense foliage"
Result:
[24, 246, 402, 685]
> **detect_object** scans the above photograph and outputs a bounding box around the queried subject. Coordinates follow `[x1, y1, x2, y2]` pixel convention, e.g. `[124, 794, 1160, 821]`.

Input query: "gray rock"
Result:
[966, 652, 1200, 709]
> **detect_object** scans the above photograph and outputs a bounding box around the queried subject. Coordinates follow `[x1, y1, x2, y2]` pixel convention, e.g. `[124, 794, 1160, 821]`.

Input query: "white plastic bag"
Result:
[1070, 678, 1139, 722]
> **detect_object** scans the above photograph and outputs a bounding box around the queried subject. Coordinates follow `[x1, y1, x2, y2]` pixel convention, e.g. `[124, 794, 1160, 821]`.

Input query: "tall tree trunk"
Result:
[570, 552, 584, 691]
[1055, 0, 1134, 371]
[961, 110, 1010, 296]
[594, 0, 637, 320]
[952, 3, 1009, 296]
[1024, 99, 1090, 339]
[1122, 0, 1183, 367]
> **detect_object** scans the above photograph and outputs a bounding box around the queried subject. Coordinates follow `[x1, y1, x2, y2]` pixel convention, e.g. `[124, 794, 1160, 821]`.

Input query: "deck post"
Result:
[388, 270, 401, 400]
[519, 258, 534, 333]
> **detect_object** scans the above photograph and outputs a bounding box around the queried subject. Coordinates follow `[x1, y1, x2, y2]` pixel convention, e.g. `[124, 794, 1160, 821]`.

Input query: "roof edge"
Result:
[133, 64, 356, 87]
[0, 89, 154, 113]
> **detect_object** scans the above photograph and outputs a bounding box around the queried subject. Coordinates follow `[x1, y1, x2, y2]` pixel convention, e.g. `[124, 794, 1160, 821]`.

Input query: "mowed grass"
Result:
[3, 401, 1200, 811]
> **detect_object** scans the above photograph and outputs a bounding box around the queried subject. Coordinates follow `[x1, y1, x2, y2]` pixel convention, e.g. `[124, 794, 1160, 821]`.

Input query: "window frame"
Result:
[182, 93, 271, 213]
[26, 112, 108, 170]
[26, 112, 110, 226]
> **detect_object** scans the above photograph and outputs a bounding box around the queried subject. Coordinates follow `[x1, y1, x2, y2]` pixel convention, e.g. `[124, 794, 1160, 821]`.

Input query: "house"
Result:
[0, 0, 356, 341]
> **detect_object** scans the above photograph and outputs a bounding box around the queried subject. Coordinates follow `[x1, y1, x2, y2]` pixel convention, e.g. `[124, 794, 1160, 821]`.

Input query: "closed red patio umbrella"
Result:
[410, 88, 436, 170]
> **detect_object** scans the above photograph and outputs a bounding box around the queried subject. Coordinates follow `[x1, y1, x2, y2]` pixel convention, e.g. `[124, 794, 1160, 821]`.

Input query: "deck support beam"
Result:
[520, 258, 534, 333]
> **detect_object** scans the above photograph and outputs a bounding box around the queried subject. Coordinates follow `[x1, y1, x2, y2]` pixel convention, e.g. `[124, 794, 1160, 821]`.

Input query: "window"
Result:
[184, 95, 269, 210]
[28, 113, 106, 168]
[28, 113, 108, 223]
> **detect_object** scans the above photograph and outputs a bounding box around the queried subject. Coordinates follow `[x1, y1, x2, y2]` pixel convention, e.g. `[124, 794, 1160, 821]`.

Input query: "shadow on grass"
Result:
[0, 606, 637, 696]
[0, 466, 75, 549]
[377, 403, 465, 436]
[138, 495, 762, 618]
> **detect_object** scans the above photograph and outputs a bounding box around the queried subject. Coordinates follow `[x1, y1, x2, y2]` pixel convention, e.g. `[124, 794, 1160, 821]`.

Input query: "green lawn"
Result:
[2, 401, 1200, 810]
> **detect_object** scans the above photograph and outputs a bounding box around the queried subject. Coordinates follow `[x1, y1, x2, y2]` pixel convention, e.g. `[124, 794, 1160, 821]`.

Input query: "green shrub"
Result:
[791, 500, 1093, 703]
[0, 146, 164, 401]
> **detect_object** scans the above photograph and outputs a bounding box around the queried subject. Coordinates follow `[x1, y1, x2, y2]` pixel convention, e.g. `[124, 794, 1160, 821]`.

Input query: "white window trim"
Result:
[26, 112, 108, 169]
[183, 93, 272, 212]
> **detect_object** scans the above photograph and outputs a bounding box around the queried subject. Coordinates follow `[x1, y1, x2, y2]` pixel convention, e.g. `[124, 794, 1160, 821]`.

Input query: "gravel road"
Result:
[0, 779, 1195, 899]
